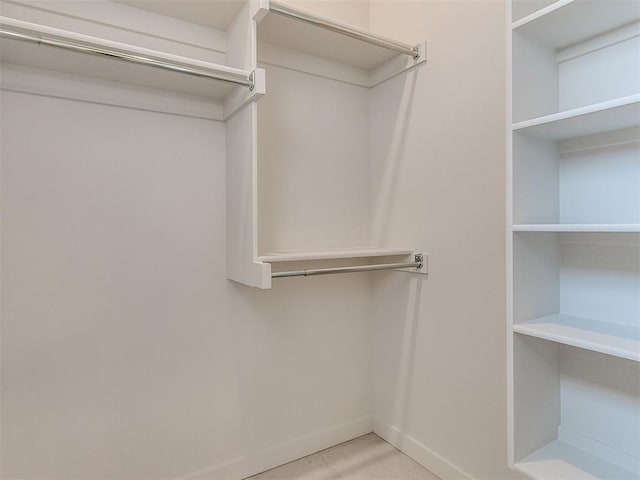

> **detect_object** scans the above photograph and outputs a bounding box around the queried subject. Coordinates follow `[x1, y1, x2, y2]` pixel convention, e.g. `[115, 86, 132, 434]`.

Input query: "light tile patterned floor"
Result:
[247, 433, 441, 480]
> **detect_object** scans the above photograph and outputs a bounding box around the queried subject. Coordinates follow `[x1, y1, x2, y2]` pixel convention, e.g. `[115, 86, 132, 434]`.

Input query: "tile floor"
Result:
[247, 433, 441, 480]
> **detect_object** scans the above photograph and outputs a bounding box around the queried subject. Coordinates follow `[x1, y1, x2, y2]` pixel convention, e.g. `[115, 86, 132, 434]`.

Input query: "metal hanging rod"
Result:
[268, 0, 421, 59]
[0, 28, 255, 89]
[272, 254, 424, 278]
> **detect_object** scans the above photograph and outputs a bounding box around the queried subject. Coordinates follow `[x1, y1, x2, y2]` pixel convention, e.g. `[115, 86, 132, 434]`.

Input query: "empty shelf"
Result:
[513, 0, 640, 50]
[512, 95, 640, 140]
[258, 247, 413, 263]
[0, 16, 253, 99]
[514, 314, 640, 362]
[258, 1, 419, 70]
[512, 224, 640, 232]
[516, 440, 639, 480]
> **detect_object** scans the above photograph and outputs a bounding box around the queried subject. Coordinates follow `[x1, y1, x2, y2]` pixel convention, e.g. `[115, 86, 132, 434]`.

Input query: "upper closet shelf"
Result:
[257, 0, 425, 71]
[512, 95, 640, 140]
[513, 0, 640, 49]
[259, 247, 414, 263]
[0, 16, 262, 101]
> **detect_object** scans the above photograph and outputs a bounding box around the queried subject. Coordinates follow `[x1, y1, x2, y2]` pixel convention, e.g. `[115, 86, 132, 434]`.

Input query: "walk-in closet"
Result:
[0, 0, 637, 479]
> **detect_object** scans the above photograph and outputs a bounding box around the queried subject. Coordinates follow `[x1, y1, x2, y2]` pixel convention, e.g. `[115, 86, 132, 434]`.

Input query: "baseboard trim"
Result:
[177, 415, 373, 480]
[373, 417, 476, 480]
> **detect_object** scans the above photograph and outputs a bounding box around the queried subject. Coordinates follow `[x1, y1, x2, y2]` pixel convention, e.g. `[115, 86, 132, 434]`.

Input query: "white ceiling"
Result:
[116, 0, 245, 30]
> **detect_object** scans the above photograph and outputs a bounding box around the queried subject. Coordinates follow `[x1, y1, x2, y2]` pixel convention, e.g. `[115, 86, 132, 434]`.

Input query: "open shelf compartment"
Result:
[513, 0, 640, 50]
[513, 337, 640, 480]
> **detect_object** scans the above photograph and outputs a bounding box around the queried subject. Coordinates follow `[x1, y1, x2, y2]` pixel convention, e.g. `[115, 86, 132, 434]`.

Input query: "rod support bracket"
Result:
[412, 44, 421, 60]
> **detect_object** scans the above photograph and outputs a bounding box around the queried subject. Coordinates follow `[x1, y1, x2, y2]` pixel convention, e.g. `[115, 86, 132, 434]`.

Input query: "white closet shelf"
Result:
[512, 224, 640, 232]
[514, 314, 640, 362]
[257, 0, 423, 71]
[512, 0, 640, 50]
[0, 16, 254, 100]
[258, 247, 413, 263]
[516, 440, 639, 480]
[512, 95, 640, 140]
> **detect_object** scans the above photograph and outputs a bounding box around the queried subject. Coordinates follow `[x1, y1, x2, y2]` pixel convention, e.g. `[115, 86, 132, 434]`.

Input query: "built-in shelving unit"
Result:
[509, 0, 640, 478]
[225, 0, 428, 289]
[0, 0, 427, 290]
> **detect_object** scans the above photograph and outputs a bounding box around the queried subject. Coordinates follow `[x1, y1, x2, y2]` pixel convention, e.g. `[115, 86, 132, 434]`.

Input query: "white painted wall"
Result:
[0, 2, 372, 478]
[368, 1, 520, 479]
[0, 86, 373, 480]
[1, 1, 522, 479]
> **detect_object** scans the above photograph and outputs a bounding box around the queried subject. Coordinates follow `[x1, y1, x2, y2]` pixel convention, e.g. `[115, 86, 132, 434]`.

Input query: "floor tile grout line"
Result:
[319, 451, 346, 478]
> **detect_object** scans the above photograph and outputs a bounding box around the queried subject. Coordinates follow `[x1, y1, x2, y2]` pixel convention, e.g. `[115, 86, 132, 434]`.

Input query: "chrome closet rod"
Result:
[272, 255, 424, 278]
[0, 29, 255, 89]
[269, 0, 421, 59]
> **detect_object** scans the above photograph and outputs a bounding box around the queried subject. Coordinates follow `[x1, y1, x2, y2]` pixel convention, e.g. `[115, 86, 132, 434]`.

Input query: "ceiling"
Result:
[116, 0, 245, 30]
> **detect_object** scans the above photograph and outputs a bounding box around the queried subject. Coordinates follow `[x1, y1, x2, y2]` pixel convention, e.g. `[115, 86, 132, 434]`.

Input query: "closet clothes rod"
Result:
[268, 0, 421, 59]
[0, 29, 255, 89]
[272, 254, 424, 278]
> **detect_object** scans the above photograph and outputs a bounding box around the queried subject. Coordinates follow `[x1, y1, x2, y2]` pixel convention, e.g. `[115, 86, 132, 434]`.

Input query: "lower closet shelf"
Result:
[513, 314, 640, 362]
[516, 440, 639, 480]
[258, 247, 413, 263]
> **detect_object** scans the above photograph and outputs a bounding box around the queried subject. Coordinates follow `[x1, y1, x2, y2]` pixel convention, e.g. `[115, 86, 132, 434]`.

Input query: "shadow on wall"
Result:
[370, 67, 420, 247]
[387, 275, 423, 439]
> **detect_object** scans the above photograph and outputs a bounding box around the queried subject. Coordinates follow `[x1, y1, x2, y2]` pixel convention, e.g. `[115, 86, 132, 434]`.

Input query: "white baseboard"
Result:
[373, 417, 475, 480]
[177, 415, 373, 480]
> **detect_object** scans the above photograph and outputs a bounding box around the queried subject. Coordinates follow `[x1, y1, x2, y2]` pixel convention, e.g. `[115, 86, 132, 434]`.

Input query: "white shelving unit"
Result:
[508, 0, 640, 479]
[226, 0, 427, 289]
[0, 0, 427, 290]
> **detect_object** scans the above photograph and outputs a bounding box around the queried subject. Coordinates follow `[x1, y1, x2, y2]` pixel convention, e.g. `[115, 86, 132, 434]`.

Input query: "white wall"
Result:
[1, 1, 520, 479]
[0, 86, 373, 480]
[0, 2, 372, 478]
[368, 1, 520, 479]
